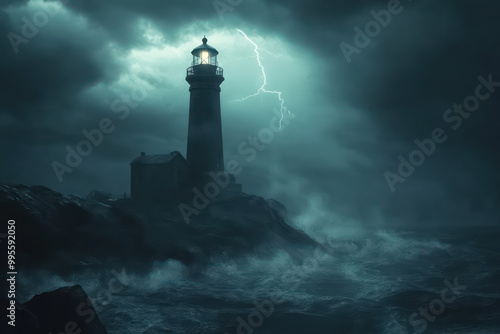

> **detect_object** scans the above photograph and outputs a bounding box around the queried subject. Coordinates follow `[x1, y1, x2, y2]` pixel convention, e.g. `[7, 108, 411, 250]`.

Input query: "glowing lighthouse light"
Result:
[190, 36, 218, 66]
[201, 51, 209, 64]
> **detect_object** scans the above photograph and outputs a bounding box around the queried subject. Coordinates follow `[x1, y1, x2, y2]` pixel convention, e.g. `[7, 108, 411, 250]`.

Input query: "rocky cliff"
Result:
[0, 184, 318, 275]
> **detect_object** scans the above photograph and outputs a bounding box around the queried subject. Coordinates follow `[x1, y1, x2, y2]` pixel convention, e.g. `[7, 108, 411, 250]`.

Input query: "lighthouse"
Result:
[186, 36, 225, 182]
[129, 36, 240, 203]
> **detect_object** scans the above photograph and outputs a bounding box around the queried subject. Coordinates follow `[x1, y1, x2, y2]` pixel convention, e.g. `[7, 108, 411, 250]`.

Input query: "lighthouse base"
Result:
[197, 171, 242, 193]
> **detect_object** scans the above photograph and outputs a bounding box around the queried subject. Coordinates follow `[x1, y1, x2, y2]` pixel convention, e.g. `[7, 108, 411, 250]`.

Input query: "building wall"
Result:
[131, 157, 190, 202]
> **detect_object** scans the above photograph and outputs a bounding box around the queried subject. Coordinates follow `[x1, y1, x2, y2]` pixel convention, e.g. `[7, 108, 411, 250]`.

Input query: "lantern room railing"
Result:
[187, 65, 223, 77]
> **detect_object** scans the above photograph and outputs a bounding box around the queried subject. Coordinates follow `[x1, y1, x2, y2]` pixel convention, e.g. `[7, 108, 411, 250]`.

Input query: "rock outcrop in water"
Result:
[3, 285, 107, 334]
[0, 184, 318, 275]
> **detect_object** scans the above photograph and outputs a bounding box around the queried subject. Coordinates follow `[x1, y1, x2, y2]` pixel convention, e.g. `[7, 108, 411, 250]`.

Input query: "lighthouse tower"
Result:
[129, 37, 239, 202]
[186, 37, 225, 182]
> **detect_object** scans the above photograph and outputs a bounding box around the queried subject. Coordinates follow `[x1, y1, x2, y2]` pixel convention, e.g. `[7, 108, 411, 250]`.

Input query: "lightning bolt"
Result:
[234, 29, 293, 129]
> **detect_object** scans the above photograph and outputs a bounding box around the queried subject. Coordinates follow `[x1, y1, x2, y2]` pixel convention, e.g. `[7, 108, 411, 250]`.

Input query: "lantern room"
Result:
[191, 36, 219, 66]
[187, 36, 223, 77]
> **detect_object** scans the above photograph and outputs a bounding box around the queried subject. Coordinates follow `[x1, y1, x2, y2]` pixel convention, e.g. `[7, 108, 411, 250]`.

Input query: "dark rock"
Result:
[14, 285, 107, 334]
[0, 184, 320, 274]
[0, 184, 154, 274]
[266, 198, 289, 218]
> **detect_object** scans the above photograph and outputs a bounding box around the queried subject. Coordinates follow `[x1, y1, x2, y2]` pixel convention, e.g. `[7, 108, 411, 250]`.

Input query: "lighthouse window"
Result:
[201, 51, 209, 64]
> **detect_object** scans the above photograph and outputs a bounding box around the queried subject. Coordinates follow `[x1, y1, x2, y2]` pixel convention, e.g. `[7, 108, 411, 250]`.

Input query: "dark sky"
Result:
[1, 0, 499, 231]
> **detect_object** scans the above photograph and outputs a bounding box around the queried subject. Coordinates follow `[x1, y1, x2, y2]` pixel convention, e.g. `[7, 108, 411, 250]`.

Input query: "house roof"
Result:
[130, 151, 185, 166]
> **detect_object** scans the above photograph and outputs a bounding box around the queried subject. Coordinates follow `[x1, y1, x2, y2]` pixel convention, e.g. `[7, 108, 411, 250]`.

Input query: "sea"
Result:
[18, 226, 500, 334]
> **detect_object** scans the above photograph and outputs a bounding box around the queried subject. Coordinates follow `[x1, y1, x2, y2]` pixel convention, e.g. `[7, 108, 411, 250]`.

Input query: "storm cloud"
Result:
[1, 0, 499, 230]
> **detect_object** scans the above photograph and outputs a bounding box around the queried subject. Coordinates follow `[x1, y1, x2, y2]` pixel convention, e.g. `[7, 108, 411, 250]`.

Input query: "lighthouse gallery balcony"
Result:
[187, 65, 224, 77]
